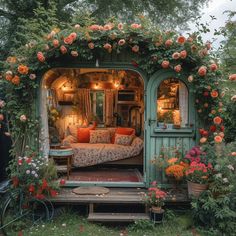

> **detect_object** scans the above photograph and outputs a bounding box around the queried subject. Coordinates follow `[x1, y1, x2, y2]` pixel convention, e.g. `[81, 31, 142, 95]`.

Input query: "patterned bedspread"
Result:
[69, 137, 143, 167]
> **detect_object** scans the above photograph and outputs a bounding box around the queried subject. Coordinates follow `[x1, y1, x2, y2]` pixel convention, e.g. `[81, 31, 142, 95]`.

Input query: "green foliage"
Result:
[191, 142, 236, 235]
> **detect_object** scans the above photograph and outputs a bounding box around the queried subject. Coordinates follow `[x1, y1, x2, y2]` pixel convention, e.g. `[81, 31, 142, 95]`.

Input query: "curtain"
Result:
[105, 89, 116, 126]
[77, 89, 91, 123]
[179, 82, 188, 127]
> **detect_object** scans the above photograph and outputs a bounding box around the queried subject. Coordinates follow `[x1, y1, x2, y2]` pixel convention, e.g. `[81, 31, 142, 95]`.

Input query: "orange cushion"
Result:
[77, 123, 96, 143]
[111, 127, 135, 143]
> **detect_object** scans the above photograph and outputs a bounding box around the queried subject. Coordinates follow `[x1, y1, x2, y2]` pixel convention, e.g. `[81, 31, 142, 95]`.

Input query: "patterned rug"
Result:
[68, 168, 143, 182]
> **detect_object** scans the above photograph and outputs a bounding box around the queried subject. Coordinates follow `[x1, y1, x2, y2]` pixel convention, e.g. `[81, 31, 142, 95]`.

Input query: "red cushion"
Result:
[111, 127, 135, 143]
[77, 123, 96, 143]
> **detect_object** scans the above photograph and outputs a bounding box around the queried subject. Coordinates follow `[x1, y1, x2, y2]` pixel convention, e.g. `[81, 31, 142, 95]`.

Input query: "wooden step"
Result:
[88, 212, 149, 222]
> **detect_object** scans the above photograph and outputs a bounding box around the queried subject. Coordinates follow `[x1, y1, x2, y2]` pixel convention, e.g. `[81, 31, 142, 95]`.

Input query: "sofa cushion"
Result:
[114, 134, 134, 146]
[111, 127, 135, 143]
[77, 126, 95, 143]
[89, 130, 111, 144]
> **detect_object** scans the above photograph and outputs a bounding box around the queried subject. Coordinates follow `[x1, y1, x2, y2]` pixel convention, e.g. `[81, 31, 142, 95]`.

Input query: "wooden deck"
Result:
[49, 187, 189, 222]
[51, 187, 190, 204]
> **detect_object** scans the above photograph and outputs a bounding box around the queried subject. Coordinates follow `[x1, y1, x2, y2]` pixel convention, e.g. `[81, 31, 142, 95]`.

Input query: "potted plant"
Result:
[157, 112, 165, 128]
[145, 181, 167, 223]
[184, 147, 213, 197]
[163, 111, 174, 129]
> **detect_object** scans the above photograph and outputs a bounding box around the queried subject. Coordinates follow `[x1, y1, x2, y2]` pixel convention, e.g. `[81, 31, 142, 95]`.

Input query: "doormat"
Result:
[69, 168, 143, 182]
[72, 186, 110, 195]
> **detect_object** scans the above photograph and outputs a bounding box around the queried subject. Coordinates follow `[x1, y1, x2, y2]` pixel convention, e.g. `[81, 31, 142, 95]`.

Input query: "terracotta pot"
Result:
[187, 181, 208, 197]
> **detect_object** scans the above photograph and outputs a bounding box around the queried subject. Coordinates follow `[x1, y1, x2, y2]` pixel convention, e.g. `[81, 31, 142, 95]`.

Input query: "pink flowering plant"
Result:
[185, 161, 213, 184]
[146, 181, 167, 208]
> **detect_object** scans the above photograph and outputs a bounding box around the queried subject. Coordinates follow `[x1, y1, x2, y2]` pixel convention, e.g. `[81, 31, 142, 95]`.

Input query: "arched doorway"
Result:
[39, 66, 147, 187]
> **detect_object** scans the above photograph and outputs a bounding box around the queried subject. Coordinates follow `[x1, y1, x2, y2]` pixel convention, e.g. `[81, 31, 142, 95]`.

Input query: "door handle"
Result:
[148, 119, 156, 126]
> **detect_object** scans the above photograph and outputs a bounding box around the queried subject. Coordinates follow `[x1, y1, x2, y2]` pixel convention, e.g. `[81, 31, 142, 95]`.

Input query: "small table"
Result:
[49, 147, 73, 180]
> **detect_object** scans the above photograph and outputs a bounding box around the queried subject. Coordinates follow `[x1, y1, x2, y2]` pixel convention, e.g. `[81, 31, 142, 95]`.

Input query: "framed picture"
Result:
[58, 92, 75, 105]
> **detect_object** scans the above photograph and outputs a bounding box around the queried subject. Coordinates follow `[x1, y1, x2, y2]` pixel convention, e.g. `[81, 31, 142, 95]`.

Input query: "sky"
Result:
[187, 0, 236, 49]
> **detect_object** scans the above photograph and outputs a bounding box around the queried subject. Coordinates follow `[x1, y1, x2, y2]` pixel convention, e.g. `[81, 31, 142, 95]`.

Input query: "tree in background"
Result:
[0, 0, 210, 60]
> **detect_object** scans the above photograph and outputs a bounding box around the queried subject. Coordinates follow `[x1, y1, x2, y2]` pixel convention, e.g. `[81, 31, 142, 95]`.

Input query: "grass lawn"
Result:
[14, 208, 210, 236]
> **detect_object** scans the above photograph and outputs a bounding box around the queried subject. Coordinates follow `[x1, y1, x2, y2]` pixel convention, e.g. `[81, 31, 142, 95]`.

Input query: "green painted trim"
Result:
[49, 149, 73, 156]
[145, 69, 196, 187]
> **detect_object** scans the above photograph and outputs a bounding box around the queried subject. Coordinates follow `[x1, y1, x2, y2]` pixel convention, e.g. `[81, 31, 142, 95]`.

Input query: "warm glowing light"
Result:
[94, 83, 99, 89]
[114, 82, 120, 88]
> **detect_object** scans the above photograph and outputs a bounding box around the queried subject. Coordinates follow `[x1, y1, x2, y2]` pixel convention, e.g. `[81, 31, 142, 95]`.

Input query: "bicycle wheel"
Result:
[0, 191, 54, 236]
[0, 190, 29, 236]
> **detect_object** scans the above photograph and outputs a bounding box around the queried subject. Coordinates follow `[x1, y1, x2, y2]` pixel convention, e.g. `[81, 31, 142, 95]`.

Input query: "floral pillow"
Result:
[114, 134, 134, 146]
[89, 130, 111, 144]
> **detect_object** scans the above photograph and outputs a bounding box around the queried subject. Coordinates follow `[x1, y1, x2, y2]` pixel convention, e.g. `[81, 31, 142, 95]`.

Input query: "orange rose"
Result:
[174, 65, 182, 73]
[17, 65, 29, 75]
[161, 60, 170, 69]
[213, 116, 222, 125]
[37, 52, 45, 62]
[177, 35, 186, 44]
[211, 90, 218, 98]
[200, 137, 207, 143]
[229, 74, 236, 81]
[198, 66, 207, 76]
[64, 35, 74, 44]
[12, 75, 20, 85]
[165, 39, 173, 47]
[210, 63, 218, 71]
[180, 50, 187, 59]
[214, 135, 222, 143]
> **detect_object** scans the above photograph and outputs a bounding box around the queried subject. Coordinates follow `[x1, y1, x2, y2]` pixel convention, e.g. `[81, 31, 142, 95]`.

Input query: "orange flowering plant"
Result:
[153, 146, 189, 181]
[8, 150, 59, 200]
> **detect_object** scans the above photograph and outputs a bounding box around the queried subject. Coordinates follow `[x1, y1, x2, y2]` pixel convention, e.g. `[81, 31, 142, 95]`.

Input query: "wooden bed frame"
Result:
[103, 152, 143, 166]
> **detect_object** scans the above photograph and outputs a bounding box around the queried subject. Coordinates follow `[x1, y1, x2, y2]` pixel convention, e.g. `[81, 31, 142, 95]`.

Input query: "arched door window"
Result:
[157, 78, 188, 127]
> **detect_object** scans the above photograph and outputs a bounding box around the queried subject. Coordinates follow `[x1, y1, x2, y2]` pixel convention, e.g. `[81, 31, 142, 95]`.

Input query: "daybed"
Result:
[62, 126, 143, 167]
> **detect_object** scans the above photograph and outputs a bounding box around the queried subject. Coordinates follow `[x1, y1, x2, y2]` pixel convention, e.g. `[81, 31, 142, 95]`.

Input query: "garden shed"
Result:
[2, 20, 222, 189]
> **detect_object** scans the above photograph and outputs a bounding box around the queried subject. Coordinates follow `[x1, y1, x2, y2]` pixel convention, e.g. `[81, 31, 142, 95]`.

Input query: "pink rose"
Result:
[188, 75, 194, 82]
[118, 39, 126, 46]
[53, 39, 59, 48]
[20, 114, 27, 122]
[165, 39, 173, 47]
[172, 52, 180, 60]
[71, 51, 78, 57]
[29, 74, 36, 80]
[174, 65, 182, 73]
[60, 45, 67, 54]
[0, 100, 5, 108]
[180, 50, 187, 59]
[88, 42, 95, 49]
[161, 60, 170, 69]
[37, 52, 45, 62]
[210, 63, 218, 71]
[131, 23, 142, 29]
[64, 35, 74, 45]
[70, 32, 77, 40]
[132, 45, 139, 53]
[118, 23, 123, 30]
[74, 24, 80, 29]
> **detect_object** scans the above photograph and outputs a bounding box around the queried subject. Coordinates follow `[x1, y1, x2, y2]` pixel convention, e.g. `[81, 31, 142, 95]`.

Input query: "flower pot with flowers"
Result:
[145, 181, 167, 222]
[184, 146, 213, 197]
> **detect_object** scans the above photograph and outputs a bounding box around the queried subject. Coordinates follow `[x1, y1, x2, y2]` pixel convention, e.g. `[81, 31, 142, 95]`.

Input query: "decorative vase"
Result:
[187, 181, 208, 197]
[150, 206, 164, 223]
[166, 123, 173, 129]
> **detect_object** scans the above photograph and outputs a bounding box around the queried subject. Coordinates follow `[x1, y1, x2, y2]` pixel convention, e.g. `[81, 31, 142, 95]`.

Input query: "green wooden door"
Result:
[145, 69, 197, 188]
